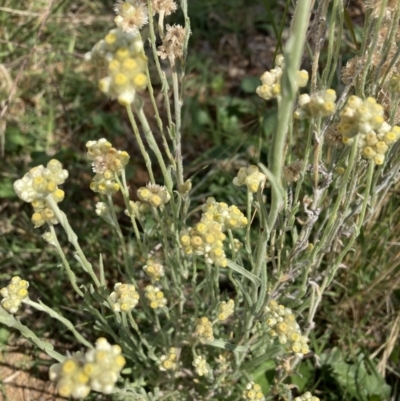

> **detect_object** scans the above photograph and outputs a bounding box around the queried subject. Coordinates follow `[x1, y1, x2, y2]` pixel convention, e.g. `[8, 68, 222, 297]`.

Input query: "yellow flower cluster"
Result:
[86, 138, 130, 195]
[110, 283, 140, 312]
[49, 338, 126, 399]
[99, 50, 148, 106]
[137, 183, 171, 208]
[229, 238, 243, 252]
[242, 382, 265, 401]
[180, 218, 227, 267]
[192, 355, 211, 377]
[145, 285, 167, 309]
[195, 317, 214, 343]
[294, 89, 337, 119]
[338, 96, 385, 138]
[86, 27, 148, 106]
[201, 197, 248, 230]
[0, 276, 29, 314]
[256, 54, 309, 101]
[13, 160, 68, 228]
[180, 197, 248, 267]
[337, 96, 400, 164]
[159, 347, 178, 371]
[85, 28, 143, 64]
[233, 165, 267, 193]
[264, 300, 309, 357]
[81, 338, 126, 395]
[217, 299, 235, 321]
[124, 200, 149, 219]
[143, 257, 165, 281]
[50, 356, 91, 399]
[294, 392, 320, 401]
[359, 125, 400, 165]
[30, 200, 59, 228]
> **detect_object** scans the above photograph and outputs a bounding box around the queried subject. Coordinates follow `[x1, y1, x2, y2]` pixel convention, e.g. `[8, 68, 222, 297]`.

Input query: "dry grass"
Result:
[0, 339, 63, 401]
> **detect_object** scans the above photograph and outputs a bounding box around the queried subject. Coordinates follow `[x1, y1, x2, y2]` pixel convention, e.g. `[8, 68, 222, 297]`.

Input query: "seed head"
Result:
[114, 0, 148, 34]
[283, 160, 304, 183]
[157, 24, 186, 63]
[152, 0, 177, 16]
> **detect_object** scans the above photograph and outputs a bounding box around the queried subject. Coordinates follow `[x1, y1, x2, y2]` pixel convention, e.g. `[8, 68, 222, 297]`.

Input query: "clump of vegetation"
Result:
[1, 0, 399, 400]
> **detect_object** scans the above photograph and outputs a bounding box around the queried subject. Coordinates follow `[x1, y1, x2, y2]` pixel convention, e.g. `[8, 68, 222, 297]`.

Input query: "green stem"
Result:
[306, 160, 375, 330]
[146, 0, 174, 130]
[145, 66, 175, 165]
[307, 138, 359, 266]
[327, 0, 344, 87]
[119, 170, 145, 254]
[135, 104, 173, 194]
[46, 196, 100, 288]
[107, 194, 136, 284]
[128, 311, 157, 360]
[321, 0, 338, 86]
[245, 191, 255, 268]
[126, 105, 156, 184]
[48, 224, 84, 297]
[310, 0, 330, 92]
[0, 308, 65, 362]
[23, 298, 93, 349]
[268, 0, 312, 231]
[171, 67, 184, 187]
[358, 0, 388, 96]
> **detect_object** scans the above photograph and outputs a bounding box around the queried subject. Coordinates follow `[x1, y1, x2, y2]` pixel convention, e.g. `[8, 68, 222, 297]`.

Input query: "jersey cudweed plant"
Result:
[3, 0, 400, 399]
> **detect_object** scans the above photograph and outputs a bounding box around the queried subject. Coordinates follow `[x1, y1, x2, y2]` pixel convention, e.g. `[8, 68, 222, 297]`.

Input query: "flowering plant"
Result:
[2, 0, 399, 400]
